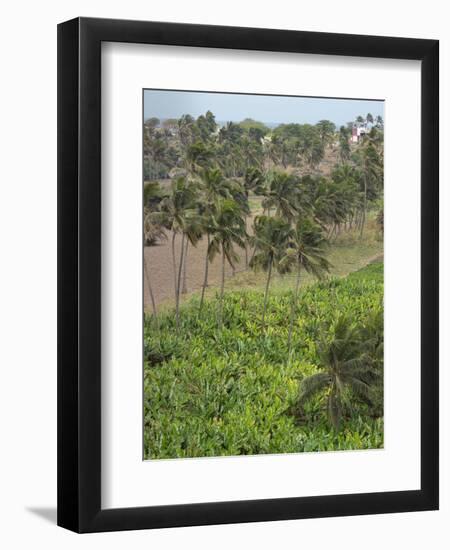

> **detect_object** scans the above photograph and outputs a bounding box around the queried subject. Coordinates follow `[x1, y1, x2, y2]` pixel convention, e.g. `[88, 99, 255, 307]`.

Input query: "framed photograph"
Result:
[57, 17, 439, 533]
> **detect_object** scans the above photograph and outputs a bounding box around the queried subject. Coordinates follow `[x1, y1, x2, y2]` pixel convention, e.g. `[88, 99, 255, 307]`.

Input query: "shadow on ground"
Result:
[26, 507, 57, 525]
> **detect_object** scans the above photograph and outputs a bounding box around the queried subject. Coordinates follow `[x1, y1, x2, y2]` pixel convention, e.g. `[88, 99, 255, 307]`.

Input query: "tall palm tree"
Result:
[157, 176, 198, 328]
[197, 167, 235, 202]
[300, 131, 325, 170]
[356, 141, 383, 238]
[330, 163, 360, 232]
[280, 218, 331, 349]
[298, 316, 374, 429]
[207, 198, 247, 328]
[175, 208, 202, 320]
[196, 168, 237, 313]
[338, 125, 351, 163]
[243, 168, 266, 267]
[143, 255, 158, 323]
[250, 215, 292, 329]
[143, 204, 167, 324]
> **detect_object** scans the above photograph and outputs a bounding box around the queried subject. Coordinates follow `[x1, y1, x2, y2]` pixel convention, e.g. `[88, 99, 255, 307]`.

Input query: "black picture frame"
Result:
[57, 16, 439, 533]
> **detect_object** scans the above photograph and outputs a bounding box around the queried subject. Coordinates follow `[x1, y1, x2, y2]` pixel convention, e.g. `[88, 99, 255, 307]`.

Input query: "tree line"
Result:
[144, 111, 384, 180]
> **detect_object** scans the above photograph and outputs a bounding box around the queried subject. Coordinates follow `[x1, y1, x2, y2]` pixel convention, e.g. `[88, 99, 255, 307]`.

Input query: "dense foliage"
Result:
[144, 111, 384, 181]
[142, 108, 384, 457]
[144, 262, 383, 459]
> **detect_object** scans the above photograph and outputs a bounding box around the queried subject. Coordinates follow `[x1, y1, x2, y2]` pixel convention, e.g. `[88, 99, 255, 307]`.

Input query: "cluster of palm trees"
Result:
[144, 111, 384, 181]
[355, 112, 384, 130]
[143, 111, 383, 335]
[143, 110, 384, 432]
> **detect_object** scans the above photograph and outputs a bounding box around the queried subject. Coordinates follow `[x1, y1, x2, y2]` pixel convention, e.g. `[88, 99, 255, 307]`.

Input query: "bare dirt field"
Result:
[144, 219, 383, 313]
[144, 231, 249, 312]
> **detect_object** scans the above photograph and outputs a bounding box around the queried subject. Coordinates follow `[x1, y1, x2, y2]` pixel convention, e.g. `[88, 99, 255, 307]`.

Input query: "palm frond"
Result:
[298, 372, 332, 404]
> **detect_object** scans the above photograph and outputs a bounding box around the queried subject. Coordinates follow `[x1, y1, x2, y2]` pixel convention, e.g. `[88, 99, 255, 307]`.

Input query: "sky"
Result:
[143, 89, 384, 127]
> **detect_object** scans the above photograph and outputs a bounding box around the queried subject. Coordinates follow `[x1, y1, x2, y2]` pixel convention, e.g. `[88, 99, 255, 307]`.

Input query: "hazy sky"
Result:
[143, 89, 384, 127]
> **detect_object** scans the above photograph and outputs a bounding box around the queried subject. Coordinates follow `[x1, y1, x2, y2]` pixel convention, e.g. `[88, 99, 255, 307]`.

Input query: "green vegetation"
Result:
[143, 108, 384, 458]
[144, 262, 383, 459]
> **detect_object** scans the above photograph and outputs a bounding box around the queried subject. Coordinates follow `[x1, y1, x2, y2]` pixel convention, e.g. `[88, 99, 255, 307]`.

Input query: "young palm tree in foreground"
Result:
[250, 215, 292, 329]
[280, 218, 331, 350]
[298, 315, 374, 430]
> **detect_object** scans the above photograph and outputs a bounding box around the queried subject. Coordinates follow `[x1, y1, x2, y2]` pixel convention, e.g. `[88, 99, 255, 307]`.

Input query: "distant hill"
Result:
[216, 120, 280, 129]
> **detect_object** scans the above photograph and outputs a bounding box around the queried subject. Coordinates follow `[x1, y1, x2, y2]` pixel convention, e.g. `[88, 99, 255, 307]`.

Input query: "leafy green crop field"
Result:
[144, 261, 384, 460]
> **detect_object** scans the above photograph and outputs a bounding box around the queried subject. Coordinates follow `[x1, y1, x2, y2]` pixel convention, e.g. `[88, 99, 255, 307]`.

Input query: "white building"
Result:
[351, 124, 367, 143]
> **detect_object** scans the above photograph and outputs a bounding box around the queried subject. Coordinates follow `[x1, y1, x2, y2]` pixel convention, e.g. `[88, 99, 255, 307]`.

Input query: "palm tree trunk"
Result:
[199, 234, 210, 314]
[144, 254, 157, 319]
[288, 263, 301, 350]
[261, 257, 273, 329]
[244, 216, 249, 269]
[360, 175, 367, 239]
[218, 244, 226, 329]
[175, 233, 186, 329]
[171, 232, 177, 301]
[182, 239, 189, 294]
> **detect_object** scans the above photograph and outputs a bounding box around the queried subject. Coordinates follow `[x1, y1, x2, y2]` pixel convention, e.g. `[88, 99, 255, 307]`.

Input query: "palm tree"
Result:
[262, 170, 299, 221]
[177, 114, 198, 148]
[298, 316, 374, 429]
[262, 136, 280, 169]
[207, 198, 247, 328]
[143, 207, 167, 246]
[197, 166, 236, 202]
[143, 255, 158, 323]
[183, 141, 214, 175]
[316, 120, 336, 147]
[280, 218, 331, 349]
[376, 206, 384, 235]
[143, 180, 163, 209]
[356, 141, 383, 238]
[179, 167, 227, 297]
[338, 125, 351, 163]
[330, 163, 360, 232]
[243, 168, 266, 267]
[179, 207, 203, 297]
[175, 207, 202, 318]
[196, 168, 237, 313]
[250, 215, 292, 329]
[157, 177, 198, 328]
[143, 205, 167, 323]
[301, 131, 325, 169]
